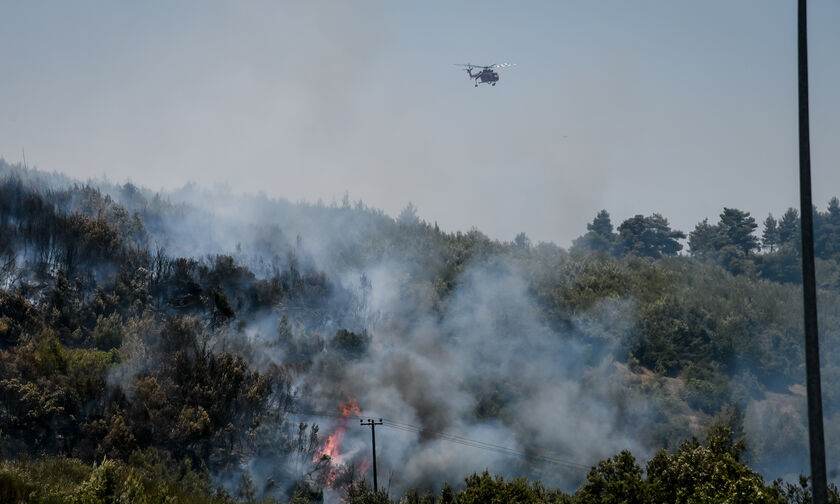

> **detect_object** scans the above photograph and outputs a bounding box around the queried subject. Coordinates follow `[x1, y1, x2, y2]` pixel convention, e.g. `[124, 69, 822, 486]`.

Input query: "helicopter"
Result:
[454, 63, 516, 87]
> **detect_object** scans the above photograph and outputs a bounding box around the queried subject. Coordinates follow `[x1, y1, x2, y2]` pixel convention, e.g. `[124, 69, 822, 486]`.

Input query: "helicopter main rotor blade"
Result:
[453, 63, 516, 69]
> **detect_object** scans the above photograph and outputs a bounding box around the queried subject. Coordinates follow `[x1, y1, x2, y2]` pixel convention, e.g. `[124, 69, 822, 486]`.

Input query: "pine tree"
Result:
[717, 208, 759, 255]
[777, 208, 800, 248]
[689, 218, 717, 257]
[588, 209, 615, 238]
[762, 214, 778, 252]
[571, 209, 617, 254]
[617, 214, 685, 259]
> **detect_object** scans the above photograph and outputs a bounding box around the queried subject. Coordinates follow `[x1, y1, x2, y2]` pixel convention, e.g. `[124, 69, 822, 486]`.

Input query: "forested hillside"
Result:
[0, 159, 838, 503]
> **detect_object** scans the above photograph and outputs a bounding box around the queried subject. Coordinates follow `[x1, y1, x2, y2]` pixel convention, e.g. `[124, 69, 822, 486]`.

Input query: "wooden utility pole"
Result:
[360, 419, 383, 492]
[797, 1, 827, 502]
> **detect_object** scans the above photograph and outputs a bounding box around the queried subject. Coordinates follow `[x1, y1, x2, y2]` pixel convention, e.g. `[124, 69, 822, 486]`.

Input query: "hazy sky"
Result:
[2, 1, 839, 247]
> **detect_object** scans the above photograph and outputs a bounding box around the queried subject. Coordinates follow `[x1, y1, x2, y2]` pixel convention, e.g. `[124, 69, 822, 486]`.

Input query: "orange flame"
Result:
[357, 456, 372, 477]
[313, 398, 363, 489]
[314, 429, 346, 464]
[339, 398, 361, 416]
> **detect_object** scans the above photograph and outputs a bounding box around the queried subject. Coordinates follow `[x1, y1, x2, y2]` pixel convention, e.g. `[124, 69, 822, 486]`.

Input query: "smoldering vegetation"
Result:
[1, 159, 839, 502]
[292, 263, 649, 493]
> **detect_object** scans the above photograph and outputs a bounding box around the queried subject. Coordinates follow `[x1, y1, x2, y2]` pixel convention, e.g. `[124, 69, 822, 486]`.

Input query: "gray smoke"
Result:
[101, 177, 652, 494]
[5, 161, 834, 498]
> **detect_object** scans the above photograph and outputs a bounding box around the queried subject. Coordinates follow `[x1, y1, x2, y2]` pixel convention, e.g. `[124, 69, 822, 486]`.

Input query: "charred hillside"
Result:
[0, 160, 838, 503]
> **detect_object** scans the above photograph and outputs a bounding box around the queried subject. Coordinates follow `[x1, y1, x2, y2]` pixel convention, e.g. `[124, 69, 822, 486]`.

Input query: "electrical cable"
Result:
[287, 408, 591, 472]
[378, 420, 589, 470]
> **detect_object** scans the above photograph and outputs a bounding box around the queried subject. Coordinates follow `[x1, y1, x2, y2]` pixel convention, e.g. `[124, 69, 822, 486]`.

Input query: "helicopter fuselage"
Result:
[467, 68, 499, 86]
[457, 63, 512, 87]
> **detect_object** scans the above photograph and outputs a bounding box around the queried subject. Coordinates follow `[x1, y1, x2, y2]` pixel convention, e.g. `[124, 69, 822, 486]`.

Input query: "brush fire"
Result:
[313, 398, 371, 491]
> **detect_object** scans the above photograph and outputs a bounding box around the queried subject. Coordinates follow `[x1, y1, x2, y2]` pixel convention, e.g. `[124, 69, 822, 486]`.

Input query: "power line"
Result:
[287, 408, 591, 472]
[379, 420, 590, 471]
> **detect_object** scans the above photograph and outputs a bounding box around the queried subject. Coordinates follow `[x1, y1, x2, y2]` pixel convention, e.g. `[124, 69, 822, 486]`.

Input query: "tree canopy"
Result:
[2, 162, 840, 503]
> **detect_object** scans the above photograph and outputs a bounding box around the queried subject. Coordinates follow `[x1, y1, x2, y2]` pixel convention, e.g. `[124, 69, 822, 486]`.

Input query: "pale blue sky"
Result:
[1, 1, 839, 246]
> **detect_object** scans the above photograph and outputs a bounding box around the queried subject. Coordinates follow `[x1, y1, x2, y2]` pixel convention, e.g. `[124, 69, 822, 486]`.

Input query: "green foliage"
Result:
[457, 471, 572, 504]
[100, 410, 138, 460]
[762, 214, 778, 252]
[440, 482, 455, 504]
[562, 260, 628, 310]
[0, 453, 231, 504]
[616, 214, 685, 259]
[91, 313, 123, 350]
[400, 488, 436, 504]
[816, 197, 840, 261]
[756, 246, 801, 284]
[66, 348, 118, 401]
[577, 450, 645, 503]
[771, 475, 840, 504]
[3, 165, 840, 503]
[688, 208, 760, 275]
[644, 426, 782, 504]
[331, 329, 369, 359]
[572, 210, 617, 255]
[777, 208, 800, 249]
[17, 329, 68, 378]
[69, 458, 119, 504]
[717, 208, 760, 255]
[688, 218, 717, 257]
[678, 364, 730, 414]
[0, 471, 35, 504]
[344, 479, 392, 504]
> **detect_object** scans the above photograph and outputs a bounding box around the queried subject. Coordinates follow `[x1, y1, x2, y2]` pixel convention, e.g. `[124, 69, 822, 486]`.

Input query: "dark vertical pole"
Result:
[360, 419, 383, 492]
[797, 1, 828, 502]
[371, 421, 378, 492]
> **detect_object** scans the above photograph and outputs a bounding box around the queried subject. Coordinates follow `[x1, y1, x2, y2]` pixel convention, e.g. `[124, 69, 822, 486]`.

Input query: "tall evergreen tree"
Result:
[815, 197, 840, 260]
[571, 209, 617, 254]
[514, 232, 531, 249]
[828, 197, 840, 219]
[688, 218, 717, 257]
[777, 208, 800, 249]
[588, 209, 615, 238]
[762, 214, 778, 252]
[616, 214, 685, 259]
[716, 207, 759, 255]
